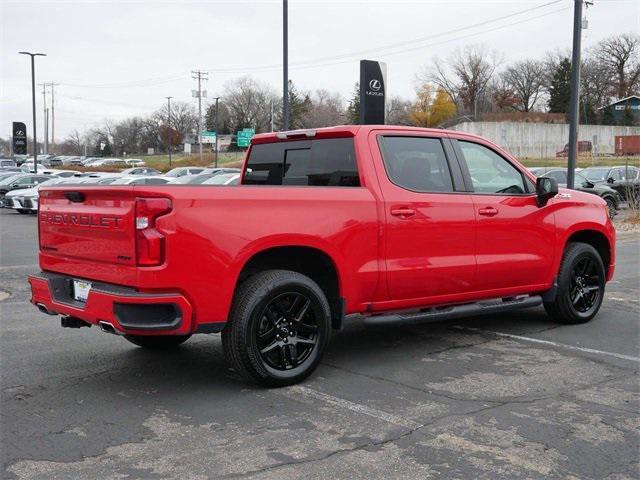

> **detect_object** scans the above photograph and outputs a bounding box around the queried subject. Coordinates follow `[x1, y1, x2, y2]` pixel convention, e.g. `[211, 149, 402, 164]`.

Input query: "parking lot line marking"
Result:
[285, 385, 422, 429]
[457, 327, 640, 363]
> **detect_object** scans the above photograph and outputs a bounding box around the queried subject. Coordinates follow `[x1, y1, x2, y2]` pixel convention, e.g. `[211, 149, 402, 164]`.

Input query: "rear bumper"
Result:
[28, 271, 196, 336]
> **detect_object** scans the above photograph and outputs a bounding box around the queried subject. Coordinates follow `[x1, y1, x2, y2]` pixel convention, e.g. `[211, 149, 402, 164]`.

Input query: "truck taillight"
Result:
[135, 197, 172, 266]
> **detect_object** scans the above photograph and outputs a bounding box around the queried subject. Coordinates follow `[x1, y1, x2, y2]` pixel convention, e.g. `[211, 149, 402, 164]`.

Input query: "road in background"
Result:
[1, 208, 638, 479]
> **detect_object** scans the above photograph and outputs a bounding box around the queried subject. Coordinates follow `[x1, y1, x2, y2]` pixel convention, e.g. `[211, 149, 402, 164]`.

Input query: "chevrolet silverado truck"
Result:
[29, 126, 616, 386]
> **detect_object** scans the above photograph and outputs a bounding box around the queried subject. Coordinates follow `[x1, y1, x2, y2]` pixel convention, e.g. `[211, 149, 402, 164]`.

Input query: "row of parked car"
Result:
[0, 165, 242, 215]
[529, 165, 640, 218]
[1, 159, 636, 218]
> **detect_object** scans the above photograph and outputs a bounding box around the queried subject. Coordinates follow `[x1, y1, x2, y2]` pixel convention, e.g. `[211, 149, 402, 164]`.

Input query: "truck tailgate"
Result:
[38, 186, 137, 269]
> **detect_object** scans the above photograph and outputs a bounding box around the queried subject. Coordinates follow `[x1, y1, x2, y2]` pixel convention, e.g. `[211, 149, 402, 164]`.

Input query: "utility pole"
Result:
[20, 51, 46, 173]
[566, 0, 589, 189]
[282, 0, 289, 131]
[192, 70, 208, 162]
[40, 84, 48, 154]
[165, 96, 173, 167]
[212, 96, 220, 168]
[48, 82, 59, 153]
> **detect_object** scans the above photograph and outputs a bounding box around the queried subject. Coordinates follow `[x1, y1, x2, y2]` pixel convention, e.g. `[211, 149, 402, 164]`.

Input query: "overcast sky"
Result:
[1, 0, 638, 140]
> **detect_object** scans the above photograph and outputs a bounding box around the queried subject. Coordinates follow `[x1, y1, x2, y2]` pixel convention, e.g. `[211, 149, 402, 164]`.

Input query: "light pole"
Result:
[19, 51, 46, 173]
[165, 96, 173, 167]
[282, 0, 289, 131]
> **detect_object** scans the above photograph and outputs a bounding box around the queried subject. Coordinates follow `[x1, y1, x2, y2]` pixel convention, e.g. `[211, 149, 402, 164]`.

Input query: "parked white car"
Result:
[4, 177, 69, 214]
[109, 176, 171, 185]
[201, 173, 241, 185]
[125, 158, 146, 167]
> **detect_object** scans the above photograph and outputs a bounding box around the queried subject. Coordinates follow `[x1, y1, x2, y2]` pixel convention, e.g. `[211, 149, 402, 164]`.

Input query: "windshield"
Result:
[164, 169, 183, 177]
[0, 174, 24, 185]
[583, 168, 610, 181]
[110, 177, 135, 184]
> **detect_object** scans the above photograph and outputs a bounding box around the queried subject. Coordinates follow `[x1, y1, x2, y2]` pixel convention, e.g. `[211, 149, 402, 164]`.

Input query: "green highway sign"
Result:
[236, 128, 255, 148]
[201, 131, 217, 144]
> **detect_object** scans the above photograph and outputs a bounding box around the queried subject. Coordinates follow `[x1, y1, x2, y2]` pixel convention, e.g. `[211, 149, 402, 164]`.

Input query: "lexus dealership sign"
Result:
[359, 60, 387, 124]
[12, 122, 27, 155]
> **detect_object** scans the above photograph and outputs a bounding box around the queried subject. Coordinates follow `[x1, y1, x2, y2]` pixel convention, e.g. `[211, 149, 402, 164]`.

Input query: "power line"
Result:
[53, 0, 563, 89]
[205, 0, 566, 73]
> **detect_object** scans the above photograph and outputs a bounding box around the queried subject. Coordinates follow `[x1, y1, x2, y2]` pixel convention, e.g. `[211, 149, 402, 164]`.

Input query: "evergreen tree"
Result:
[277, 80, 312, 129]
[346, 82, 360, 124]
[547, 58, 572, 115]
[622, 102, 635, 126]
[601, 106, 616, 125]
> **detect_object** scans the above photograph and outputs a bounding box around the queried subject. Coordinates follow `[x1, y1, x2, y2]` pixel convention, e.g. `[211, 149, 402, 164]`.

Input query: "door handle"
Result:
[390, 208, 415, 218]
[478, 206, 498, 216]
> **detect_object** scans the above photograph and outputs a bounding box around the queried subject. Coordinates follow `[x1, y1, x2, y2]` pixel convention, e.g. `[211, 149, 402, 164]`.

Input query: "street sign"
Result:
[237, 128, 255, 148]
[201, 131, 217, 144]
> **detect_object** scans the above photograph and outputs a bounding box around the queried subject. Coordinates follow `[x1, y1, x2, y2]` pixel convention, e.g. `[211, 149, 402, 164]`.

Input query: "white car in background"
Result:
[125, 158, 146, 167]
[109, 176, 171, 185]
[201, 172, 241, 185]
[4, 177, 71, 214]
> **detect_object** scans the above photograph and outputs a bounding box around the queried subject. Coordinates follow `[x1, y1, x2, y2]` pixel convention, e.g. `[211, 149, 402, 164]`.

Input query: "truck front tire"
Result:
[124, 334, 191, 349]
[544, 242, 605, 324]
[222, 270, 331, 387]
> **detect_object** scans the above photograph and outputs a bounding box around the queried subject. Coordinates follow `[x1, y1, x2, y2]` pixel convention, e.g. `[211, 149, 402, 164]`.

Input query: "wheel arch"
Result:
[233, 244, 345, 329]
[564, 228, 612, 278]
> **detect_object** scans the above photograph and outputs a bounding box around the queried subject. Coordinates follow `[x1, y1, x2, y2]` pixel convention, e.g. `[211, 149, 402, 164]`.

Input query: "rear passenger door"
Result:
[374, 134, 477, 301]
[453, 139, 556, 292]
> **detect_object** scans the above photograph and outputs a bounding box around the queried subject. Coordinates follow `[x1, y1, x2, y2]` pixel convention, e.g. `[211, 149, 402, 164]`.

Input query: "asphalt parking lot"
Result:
[0, 208, 638, 479]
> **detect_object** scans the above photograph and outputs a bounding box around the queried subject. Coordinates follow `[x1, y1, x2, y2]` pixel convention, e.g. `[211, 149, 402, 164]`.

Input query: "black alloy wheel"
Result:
[256, 292, 320, 372]
[222, 270, 331, 387]
[568, 257, 603, 315]
[544, 242, 605, 324]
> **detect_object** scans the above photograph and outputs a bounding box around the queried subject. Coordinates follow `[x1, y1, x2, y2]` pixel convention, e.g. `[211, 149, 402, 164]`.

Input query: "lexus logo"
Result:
[369, 79, 381, 92]
[16, 130, 25, 136]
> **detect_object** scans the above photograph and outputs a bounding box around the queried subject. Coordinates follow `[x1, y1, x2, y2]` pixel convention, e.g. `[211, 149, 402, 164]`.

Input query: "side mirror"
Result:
[536, 176, 558, 207]
[607, 177, 615, 184]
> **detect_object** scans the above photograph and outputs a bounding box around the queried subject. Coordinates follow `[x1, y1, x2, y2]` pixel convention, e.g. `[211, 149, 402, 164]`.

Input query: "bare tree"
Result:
[593, 33, 640, 99]
[501, 60, 546, 112]
[299, 89, 345, 128]
[580, 57, 613, 122]
[426, 46, 500, 115]
[223, 76, 274, 133]
[385, 96, 413, 125]
[65, 130, 85, 155]
[153, 101, 197, 138]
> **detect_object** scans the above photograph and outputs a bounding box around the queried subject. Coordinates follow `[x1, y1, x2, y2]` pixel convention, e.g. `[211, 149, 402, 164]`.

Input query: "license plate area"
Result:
[73, 280, 92, 303]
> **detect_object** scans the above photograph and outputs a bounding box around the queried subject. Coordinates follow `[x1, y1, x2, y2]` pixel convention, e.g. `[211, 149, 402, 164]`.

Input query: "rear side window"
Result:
[378, 136, 454, 193]
[244, 138, 359, 186]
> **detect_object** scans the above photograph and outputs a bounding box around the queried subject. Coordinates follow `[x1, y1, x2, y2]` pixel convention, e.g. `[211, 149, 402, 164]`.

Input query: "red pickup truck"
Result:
[29, 126, 615, 386]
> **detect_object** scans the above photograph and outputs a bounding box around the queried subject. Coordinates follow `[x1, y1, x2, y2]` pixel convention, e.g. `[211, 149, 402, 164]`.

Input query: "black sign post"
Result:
[359, 60, 387, 125]
[12, 122, 28, 155]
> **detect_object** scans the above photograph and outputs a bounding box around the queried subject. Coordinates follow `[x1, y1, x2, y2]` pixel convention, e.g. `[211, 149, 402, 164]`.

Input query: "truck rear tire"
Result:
[544, 242, 605, 324]
[124, 334, 191, 349]
[222, 270, 331, 387]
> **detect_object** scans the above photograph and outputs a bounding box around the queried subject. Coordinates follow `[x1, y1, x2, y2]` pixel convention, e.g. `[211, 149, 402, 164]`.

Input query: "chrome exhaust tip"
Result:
[98, 321, 122, 335]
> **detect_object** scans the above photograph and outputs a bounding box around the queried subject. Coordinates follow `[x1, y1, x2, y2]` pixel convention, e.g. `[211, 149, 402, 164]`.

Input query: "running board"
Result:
[363, 295, 542, 327]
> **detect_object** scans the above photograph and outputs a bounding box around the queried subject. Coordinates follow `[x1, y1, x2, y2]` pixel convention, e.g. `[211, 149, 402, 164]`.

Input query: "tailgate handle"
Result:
[64, 191, 85, 203]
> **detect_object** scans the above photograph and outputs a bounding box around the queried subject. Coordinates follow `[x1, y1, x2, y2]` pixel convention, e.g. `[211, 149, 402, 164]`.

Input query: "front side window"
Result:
[378, 136, 454, 193]
[458, 141, 529, 194]
[244, 138, 359, 187]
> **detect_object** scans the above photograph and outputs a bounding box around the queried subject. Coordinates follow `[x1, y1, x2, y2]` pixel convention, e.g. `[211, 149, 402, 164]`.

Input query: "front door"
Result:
[374, 134, 477, 302]
[453, 139, 556, 292]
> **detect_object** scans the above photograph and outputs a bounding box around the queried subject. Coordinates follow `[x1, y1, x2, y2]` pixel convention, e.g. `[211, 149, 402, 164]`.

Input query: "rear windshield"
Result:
[244, 138, 359, 187]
